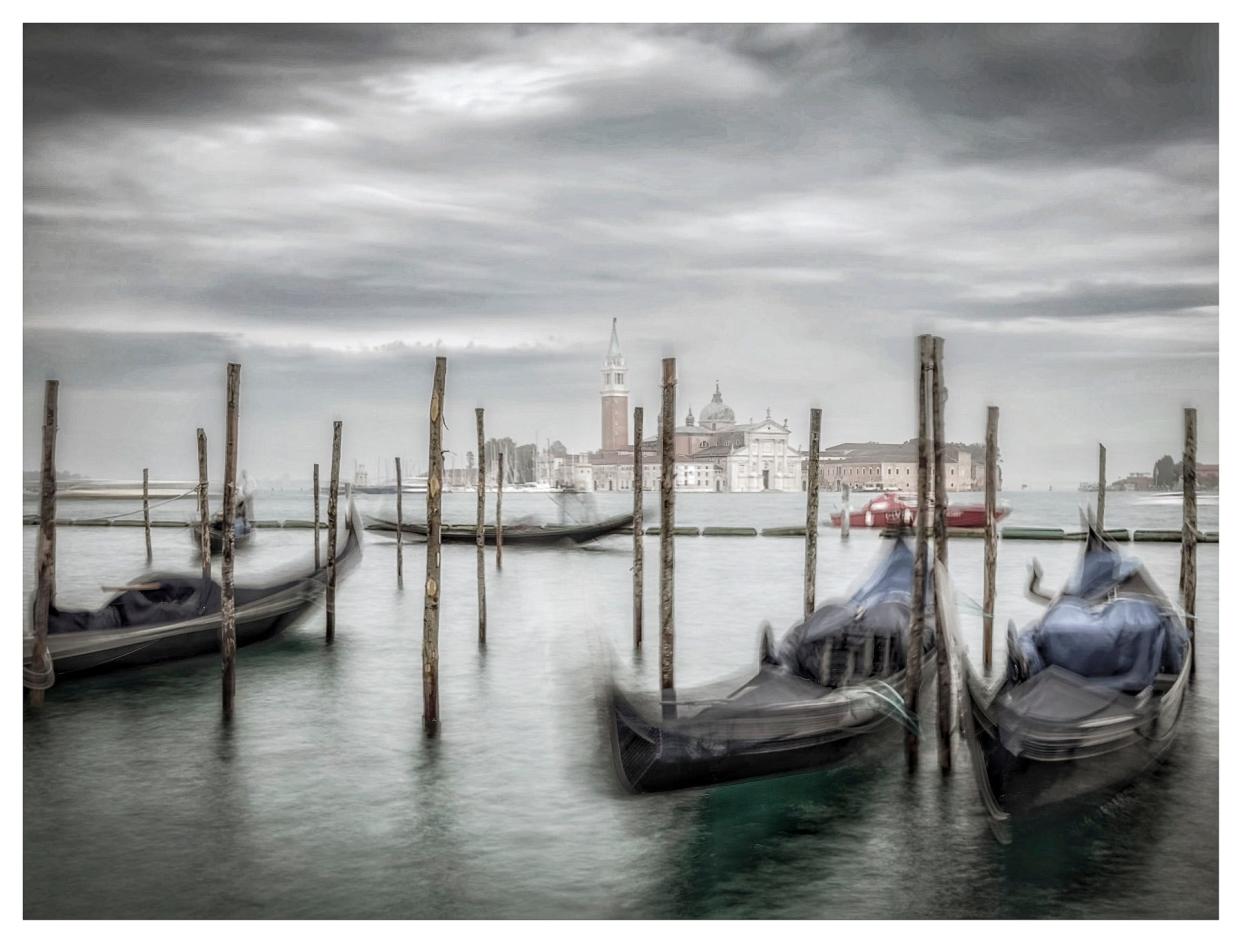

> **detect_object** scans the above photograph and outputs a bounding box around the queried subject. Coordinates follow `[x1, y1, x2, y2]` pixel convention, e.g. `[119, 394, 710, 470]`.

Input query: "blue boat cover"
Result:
[1067, 548, 1143, 599]
[1015, 546, 1188, 692]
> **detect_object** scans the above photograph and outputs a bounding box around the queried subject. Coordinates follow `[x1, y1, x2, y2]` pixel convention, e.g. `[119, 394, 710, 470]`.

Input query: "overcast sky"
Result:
[24, 24, 1217, 487]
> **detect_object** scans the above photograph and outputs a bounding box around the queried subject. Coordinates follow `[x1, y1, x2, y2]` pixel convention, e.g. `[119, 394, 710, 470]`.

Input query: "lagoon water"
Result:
[23, 490, 1218, 918]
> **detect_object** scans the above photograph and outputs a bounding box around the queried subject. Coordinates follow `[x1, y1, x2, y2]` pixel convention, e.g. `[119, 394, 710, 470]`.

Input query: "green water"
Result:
[23, 491, 1218, 918]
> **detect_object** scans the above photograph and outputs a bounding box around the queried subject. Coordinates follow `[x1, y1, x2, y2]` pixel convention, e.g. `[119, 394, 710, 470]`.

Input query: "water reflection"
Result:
[23, 491, 1218, 918]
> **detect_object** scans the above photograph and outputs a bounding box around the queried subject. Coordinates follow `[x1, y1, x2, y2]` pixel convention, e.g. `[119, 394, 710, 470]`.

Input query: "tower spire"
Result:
[606, 317, 622, 363]
[600, 319, 629, 450]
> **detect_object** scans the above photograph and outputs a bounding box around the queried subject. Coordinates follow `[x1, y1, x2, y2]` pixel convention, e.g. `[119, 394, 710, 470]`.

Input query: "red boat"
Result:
[828, 492, 1009, 529]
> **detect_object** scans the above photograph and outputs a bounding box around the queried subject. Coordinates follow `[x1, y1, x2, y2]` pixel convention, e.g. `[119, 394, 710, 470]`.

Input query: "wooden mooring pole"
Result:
[633, 406, 644, 648]
[325, 421, 342, 643]
[841, 483, 850, 539]
[804, 408, 821, 619]
[313, 462, 321, 569]
[476, 408, 486, 644]
[1097, 443, 1107, 529]
[496, 452, 504, 569]
[659, 358, 676, 695]
[220, 363, 241, 720]
[423, 356, 447, 734]
[1180, 407, 1197, 676]
[142, 467, 152, 560]
[904, 338, 932, 770]
[197, 429, 210, 585]
[28, 380, 58, 707]
[929, 335, 951, 772]
[395, 457, 405, 589]
[983, 406, 999, 673]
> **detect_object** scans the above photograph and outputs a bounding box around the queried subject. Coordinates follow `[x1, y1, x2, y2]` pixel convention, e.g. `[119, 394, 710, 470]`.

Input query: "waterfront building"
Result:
[717, 410, 800, 492]
[1113, 472, 1155, 491]
[802, 442, 976, 492]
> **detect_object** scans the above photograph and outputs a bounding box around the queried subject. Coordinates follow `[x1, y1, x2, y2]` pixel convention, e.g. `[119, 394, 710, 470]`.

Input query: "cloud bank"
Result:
[24, 24, 1218, 484]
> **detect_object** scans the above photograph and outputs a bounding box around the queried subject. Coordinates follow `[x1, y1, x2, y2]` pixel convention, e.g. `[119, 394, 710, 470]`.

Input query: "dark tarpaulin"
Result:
[777, 538, 935, 686]
[48, 578, 221, 634]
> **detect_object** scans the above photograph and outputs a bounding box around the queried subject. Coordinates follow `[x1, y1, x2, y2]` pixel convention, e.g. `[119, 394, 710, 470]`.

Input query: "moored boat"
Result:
[610, 539, 936, 793]
[829, 491, 1010, 529]
[192, 515, 255, 554]
[366, 511, 634, 545]
[26, 501, 364, 682]
[954, 522, 1192, 841]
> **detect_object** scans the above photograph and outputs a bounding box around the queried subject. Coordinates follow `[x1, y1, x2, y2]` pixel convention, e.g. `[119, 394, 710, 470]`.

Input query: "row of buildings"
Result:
[1079, 464, 1220, 492]
[536, 320, 986, 494]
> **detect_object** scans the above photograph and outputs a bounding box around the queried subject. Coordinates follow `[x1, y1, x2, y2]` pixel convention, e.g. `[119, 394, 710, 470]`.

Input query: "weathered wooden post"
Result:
[659, 358, 676, 695]
[476, 408, 486, 644]
[983, 406, 999, 672]
[196, 429, 211, 585]
[904, 338, 932, 770]
[313, 462, 321, 569]
[930, 339, 947, 567]
[1180, 407, 1197, 675]
[929, 335, 952, 772]
[1097, 443, 1107, 529]
[325, 421, 342, 644]
[220, 363, 241, 720]
[841, 483, 850, 538]
[394, 457, 404, 589]
[495, 452, 504, 569]
[142, 467, 152, 560]
[423, 356, 447, 734]
[804, 408, 822, 619]
[27, 380, 58, 707]
[633, 405, 644, 648]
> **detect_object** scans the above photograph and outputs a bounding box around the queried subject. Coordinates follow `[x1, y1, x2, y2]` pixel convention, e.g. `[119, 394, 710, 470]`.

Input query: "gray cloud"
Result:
[24, 24, 1217, 485]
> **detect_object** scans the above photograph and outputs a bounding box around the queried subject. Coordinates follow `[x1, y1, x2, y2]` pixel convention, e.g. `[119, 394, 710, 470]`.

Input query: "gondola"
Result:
[25, 500, 364, 682]
[365, 511, 634, 545]
[955, 519, 1192, 840]
[610, 538, 937, 793]
[191, 515, 255, 555]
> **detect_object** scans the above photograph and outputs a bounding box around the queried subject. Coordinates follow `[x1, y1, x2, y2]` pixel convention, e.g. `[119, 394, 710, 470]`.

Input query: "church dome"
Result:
[699, 382, 735, 427]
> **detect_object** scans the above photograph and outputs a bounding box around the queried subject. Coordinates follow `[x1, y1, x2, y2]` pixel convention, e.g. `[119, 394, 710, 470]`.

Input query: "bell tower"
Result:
[601, 318, 629, 451]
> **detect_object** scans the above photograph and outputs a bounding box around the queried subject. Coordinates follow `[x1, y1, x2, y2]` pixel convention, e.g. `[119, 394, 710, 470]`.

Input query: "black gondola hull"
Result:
[961, 656, 1190, 821]
[27, 504, 362, 681]
[611, 655, 932, 794]
[367, 512, 633, 545]
[34, 583, 319, 678]
[192, 522, 254, 555]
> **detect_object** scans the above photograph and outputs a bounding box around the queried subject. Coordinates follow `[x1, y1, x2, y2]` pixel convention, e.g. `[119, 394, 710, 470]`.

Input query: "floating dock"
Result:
[21, 517, 1219, 542]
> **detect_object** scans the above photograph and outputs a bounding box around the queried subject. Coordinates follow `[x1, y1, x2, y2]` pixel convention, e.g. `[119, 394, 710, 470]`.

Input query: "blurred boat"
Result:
[365, 512, 633, 544]
[609, 539, 936, 793]
[192, 515, 255, 554]
[829, 491, 1010, 529]
[24, 479, 206, 501]
[352, 482, 428, 494]
[955, 521, 1191, 840]
[25, 501, 363, 681]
